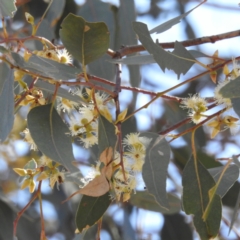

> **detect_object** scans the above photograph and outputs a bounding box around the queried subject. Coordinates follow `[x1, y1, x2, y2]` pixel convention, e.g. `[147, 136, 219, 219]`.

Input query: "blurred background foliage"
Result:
[1, 0, 240, 239]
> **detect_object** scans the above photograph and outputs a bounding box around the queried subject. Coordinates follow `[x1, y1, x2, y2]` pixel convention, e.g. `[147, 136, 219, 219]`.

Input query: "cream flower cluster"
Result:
[84, 133, 151, 202]
[180, 59, 240, 138]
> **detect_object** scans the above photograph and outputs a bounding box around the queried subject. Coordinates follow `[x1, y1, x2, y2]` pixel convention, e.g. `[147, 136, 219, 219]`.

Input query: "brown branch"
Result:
[110, 29, 240, 58]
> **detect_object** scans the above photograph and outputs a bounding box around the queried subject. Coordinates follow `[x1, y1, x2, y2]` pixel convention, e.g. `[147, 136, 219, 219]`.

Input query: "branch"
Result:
[109, 29, 240, 58]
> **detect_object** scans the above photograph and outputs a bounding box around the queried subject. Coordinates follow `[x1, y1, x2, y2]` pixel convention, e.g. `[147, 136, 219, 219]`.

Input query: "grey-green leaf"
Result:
[109, 54, 156, 65]
[219, 76, 240, 98]
[141, 133, 171, 209]
[0, 0, 16, 18]
[27, 104, 79, 173]
[149, 2, 202, 34]
[0, 63, 14, 142]
[130, 191, 181, 214]
[208, 165, 239, 198]
[182, 156, 222, 239]
[98, 115, 117, 154]
[0, 199, 14, 240]
[11, 52, 81, 80]
[132, 22, 195, 78]
[231, 98, 240, 118]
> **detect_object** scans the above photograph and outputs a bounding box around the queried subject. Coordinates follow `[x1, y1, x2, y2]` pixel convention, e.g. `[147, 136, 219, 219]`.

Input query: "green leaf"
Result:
[208, 165, 239, 197]
[130, 191, 181, 214]
[98, 115, 117, 153]
[219, 76, 240, 98]
[149, 2, 203, 34]
[182, 156, 222, 239]
[11, 52, 81, 80]
[0, 0, 16, 18]
[60, 13, 109, 65]
[0, 63, 14, 142]
[132, 22, 195, 79]
[0, 199, 14, 240]
[75, 192, 111, 232]
[141, 133, 171, 209]
[27, 104, 79, 173]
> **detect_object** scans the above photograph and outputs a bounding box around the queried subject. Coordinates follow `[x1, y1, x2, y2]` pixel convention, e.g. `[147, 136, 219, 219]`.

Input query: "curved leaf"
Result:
[130, 191, 181, 214]
[182, 156, 222, 239]
[27, 104, 78, 173]
[60, 13, 109, 65]
[141, 133, 171, 209]
[75, 192, 111, 232]
[0, 63, 14, 142]
[132, 22, 195, 79]
[11, 52, 81, 80]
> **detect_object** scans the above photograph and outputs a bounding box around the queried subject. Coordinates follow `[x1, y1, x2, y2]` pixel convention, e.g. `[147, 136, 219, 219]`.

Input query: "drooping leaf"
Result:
[75, 192, 111, 232]
[132, 22, 195, 78]
[141, 133, 171, 209]
[182, 156, 222, 239]
[219, 76, 240, 98]
[117, 0, 141, 88]
[208, 165, 239, 197]
[130, 191, 181, 214]
[149, 1, 204, 34]
[0, 199, 14, 240]
[27, 104, 79, 173]
[229, 186, 240, 234]
[46, 0, 65, 26]
[0, 0, 16, 18]
[60, 13, 109, 65]
[0, 63, 14, 142]
[98, 115, 117, 154]
[11, 52, 81, 80]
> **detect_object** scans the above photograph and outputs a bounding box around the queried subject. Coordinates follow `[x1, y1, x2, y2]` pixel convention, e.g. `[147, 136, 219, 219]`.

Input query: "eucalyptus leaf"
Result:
[130, 191, 181, 214]
[27, 104, 79, 173]
[0, 63, 14, 142]
[149, 2, 203, 34]
[132, 22, 195, 78]
[34, 79, 85, 104]
[182, 156, 222, 239]
[141, 133, 171, 209]
[0, 199, 14, 240]
[46, 0, 65, 25]
[231, 98, 240, 118]
[60, 13, 109, 65]
[11, 52, 81, 80]
[75, 192, 111, 232]
[0, 0, 16, 18]
[208, 165, 239, 198]
[98, 115, 117, 154]
[219, 76, 240, 98]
